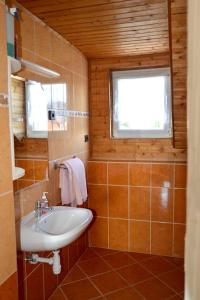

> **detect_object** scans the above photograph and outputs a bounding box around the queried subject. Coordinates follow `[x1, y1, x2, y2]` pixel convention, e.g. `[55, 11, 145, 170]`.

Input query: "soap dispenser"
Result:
[41, 192, 48, 209]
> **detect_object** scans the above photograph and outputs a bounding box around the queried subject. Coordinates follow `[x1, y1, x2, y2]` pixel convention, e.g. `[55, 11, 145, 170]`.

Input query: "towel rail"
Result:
[54, 156, 76, 170]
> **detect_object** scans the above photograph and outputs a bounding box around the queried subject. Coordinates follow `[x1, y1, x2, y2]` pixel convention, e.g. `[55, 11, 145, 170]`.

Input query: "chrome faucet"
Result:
[35, 192, 53, 220]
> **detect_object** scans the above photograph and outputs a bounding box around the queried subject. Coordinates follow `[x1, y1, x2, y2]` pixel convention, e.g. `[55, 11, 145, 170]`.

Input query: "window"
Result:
[111, 68, 172, 138]
[26, 81, 66, 138]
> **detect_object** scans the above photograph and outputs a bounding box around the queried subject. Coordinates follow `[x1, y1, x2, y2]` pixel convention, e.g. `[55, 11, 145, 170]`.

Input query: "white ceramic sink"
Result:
[17, 206, 93, 252]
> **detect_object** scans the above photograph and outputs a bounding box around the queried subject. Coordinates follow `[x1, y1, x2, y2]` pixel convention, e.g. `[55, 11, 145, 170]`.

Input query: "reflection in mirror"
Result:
[12, 75, 49, 192]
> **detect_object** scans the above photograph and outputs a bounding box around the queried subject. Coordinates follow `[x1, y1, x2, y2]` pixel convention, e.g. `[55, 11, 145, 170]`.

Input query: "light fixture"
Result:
[20, 58, 60, 78]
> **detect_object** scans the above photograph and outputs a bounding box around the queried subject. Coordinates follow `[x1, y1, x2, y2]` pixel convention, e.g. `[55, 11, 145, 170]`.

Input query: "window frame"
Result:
[26, 80, 48, 139]
[111, 67, 172, 139]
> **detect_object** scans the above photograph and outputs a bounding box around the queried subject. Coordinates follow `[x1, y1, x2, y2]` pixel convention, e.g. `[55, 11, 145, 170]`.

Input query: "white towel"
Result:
[59, 158, 87, 206]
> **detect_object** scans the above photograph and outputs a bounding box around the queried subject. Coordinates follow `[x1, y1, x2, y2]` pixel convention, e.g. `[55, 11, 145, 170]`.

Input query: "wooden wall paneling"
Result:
[89, 52, 186, 161]
[170, 0, 187, 149]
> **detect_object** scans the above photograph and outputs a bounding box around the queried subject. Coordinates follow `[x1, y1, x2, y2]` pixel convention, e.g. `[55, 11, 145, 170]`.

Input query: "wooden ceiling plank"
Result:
[38, 2, 167, 23]
[57, 18, 168, 35]
[17, 0, 169, 58]
[61, 21, 168, 38]
[20, 0, 166, 15]
[53, 12, 168, 32]
[73, 35, 169, 47]
[68, 31, 169, 44]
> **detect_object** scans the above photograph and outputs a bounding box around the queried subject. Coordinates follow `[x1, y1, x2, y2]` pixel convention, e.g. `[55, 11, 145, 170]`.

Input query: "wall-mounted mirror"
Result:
[11, 75, 49, 192]
[8, 57, 68, 193]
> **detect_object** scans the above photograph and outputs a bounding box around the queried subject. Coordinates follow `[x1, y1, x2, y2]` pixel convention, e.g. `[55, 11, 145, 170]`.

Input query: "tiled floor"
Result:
[49, 248, 184, 300]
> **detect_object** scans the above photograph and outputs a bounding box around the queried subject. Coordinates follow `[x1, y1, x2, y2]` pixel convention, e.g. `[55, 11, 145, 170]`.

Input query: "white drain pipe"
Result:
[26, 250, 61, 275]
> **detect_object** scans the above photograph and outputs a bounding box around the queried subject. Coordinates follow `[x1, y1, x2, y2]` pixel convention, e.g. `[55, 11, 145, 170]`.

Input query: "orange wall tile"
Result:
[88, 161, 186, 258]
[0, 1, 18, 295]
[0, 108, 13, 194]
[174, 189, 186, 223]
[130, 187, 150, 220]
[175, 165, 187, 188]
[0, 272, 18, 300]
[151, 164, 174, 188]
[88, 185, 108, 217]
[108, 163, 128, 185]
[7, 2, 89, 298]
[108, 186, 128, 218]
[151, 222, 173, 256]
[109, 219, 128, 251]
[89, 217, 108, 248]
[130, 163, 151, 186]
[130, 220, 150, 253]
[87, 162, 107, 184]
[151, 188, 173, 222]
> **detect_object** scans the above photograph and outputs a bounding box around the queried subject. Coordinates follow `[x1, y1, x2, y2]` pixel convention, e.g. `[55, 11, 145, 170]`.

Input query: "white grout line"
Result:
[87, 182, 186, 190]
[133, 255, 184, 297]
[89, 160, 187, 166]
[77, 264, 105, 298]
[57, 248, 184, 299]
[89, 216, 185, 225]
[60, 286, 68, 299]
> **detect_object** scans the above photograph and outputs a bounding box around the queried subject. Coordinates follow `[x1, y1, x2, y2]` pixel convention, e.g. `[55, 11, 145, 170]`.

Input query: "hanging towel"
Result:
[59, 158, 87, 206]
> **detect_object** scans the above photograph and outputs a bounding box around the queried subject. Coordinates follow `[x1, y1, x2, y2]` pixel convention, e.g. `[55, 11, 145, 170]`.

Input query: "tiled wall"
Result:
[0, 0, 18, 298]
[9, 1, 90, 299]
[14, 159, 48, 191]
[88, 161, 186, 258]
[17, 233, 87, 300]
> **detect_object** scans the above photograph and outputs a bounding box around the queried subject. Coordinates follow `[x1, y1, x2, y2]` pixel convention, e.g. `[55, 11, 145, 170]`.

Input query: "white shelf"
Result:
[8, 56, 21, 73]
[13, 167, 25, 180]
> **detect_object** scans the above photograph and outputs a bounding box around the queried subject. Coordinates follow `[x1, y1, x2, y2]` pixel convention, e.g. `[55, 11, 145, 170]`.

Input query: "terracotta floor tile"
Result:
[105, 287, 144, 300]
[79, 248, 99, 261]
[61, 265, 86, 284]
[93, 247, 118, 257]
[61, 278, 100, 300]
[103, 252, 135, 269]
[117, 263, 152, 285]
[91, 270, 127, 294]
[164, 257, 184, 267]
[167, 295, 183, 300]
[135, 277, 174, 300]
[128, 252, 153, 262]
[158, 268, 184, 293]
[78, 257, 111, 276]
[141, 256, 176, 275]
[51, 249, 185, 300]
[49, 288, 66, 300]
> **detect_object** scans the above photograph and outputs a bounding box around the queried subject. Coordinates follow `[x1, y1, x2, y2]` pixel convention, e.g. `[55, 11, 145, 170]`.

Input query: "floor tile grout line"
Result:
[79, 258, 150, 299]
[97, 253, 153, 299]
[160, 255, 184, 267]
[77, 247, 183, 268]
[55, 248, 184, 299]
[77, 263, 105, 298]
[60, 286, 69, 300]
[134, 257, 183, 296]
[77, 253, 147, 298]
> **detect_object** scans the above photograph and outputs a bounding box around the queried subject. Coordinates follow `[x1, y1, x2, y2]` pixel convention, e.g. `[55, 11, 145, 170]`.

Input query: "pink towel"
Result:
[59, 158, 87, 206]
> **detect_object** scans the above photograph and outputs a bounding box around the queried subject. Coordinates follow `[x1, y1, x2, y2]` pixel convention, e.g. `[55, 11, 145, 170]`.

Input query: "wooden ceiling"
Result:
[17, 0, 169, 58]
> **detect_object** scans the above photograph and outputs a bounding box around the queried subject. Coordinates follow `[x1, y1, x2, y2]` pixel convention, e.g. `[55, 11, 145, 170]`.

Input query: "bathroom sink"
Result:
[17, 206, 93, 252]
